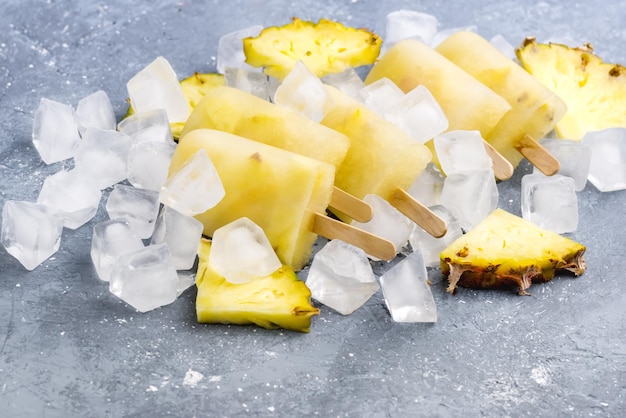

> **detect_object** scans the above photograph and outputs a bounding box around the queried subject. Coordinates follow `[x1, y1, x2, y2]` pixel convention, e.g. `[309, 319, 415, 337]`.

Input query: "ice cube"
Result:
[273, 61, 329, 122]
[407, 163, 444, 207]
[159, 149, 225, 216]
[1, 201, 64, 271]
[32, 98, 81, 164]
[127, 140, 177, 191]
[430, 25, 478, 47]
[306, 240, 379, 315]
[409, 205, 463, 267]
[224, 67, 270, 100]
[117, 109, 173, 145]
[359, 77, 405, 117]
[490, 34, 516, 60]
[351, 194, 413, 258]
[75, 90, 116, 136]
[521, 173, 578, 233]
[36, 168, 102, 229]
[384, 10, 439, 49]
[177, 271, 196, 296]
[379, 251, 437, 322]
[90, 218, 144, 282]
[106, 184, 160, 239]
[434, 130, 492, 175]
[440, 168, 499, 231]
[209, 217, 282, 284]
[216, 25, 263, 74]
[150, 206, 203, 270]
[74, 127, 131, 189]
[126, 56, 190, 123]
[321, 68, 365, 100]
[387, 85, 448, 144]
[582, 128, 626, 192]
[534, 138, 591, 191]
[109, 243, 178, 313]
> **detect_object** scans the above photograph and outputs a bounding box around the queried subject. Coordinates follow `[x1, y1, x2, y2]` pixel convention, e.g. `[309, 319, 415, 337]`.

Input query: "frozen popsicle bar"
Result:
[169, 129, 395, 269]
[320, 85, 447, 238]
[436, 31, 567, 170]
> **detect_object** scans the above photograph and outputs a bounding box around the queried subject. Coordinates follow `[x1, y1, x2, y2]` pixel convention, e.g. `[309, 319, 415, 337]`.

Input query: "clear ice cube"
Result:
[407, 163, 445, 207]
[106, 184, 160, 239]
[521, 173, 578, 233]
[351, 194, 413, 259]
[273, 61, 329, 122]
[177, 271, 196, 296]
[117, 109, 173, 145]
[322, 68, 365, 100]
[75, 90, 116, 136]
[1, 200, 64, 271]
[91, 218, 144, 282]
[384, 10, 439, 49]
[434, 130, 492, 175]
[150, 206, 203, 270]
[109, 243, 178, 313]
[224, 67, 270, 100]
[360, 77, 405, 117]
[37, 168, 102, 229]
[126, 56, 190, 123]
[379, 251, 437, 323]
[409, 205, 463, 267]
[159, 149, 225, 216]
[387, 85, 448, 144]
[209, 217, 282, 284]
[440, 168, 499, 231]
[127, 140, 177, 191]
[74, 127, 131, 189]
[306, 240, 379, 315]
[534, 138, 591, 191]
[216, 25, 263, 74]
[32, 98, 81, 164]
[582, 128, 626, 192]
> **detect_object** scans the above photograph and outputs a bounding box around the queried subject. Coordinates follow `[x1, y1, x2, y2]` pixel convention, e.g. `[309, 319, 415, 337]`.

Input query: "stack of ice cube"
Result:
[306, 240, 379, 315]
[435, 130, 499, 230]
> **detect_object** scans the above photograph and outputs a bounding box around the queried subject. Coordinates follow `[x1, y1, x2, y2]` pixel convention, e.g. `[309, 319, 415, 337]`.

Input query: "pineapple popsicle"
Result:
[169, 129, 395, 270]
[320, 85, 447, 238]
[436, 31, 567, 171]
[180, 86, 371, 222]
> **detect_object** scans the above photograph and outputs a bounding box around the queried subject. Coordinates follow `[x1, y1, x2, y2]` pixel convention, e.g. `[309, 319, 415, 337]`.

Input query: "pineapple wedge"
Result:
[516, 38, 626, 140]
[441, 209, 586, 295]
[196, 239, 319, 333]
[243, 17, 382, 80]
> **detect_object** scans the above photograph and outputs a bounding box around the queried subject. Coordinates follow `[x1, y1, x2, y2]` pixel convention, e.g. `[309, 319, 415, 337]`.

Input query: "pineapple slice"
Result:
[196, 239, 319, 333]
[243, 17, 382, 80]
[441, 209, 586, 295]
[516, 38, 626, 140]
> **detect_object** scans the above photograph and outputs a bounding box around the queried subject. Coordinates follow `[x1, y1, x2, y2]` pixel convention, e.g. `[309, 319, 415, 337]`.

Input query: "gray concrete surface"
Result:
[1, 0, 625, 416]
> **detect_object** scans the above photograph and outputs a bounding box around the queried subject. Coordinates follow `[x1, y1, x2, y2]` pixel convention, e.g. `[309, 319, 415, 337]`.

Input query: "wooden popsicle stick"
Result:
[389, 188, 448, 238]
[515, 134, 560, 176]
[329, 186, 373, 223]
[483, 140, 514, 181]
[310, 211, 396, 261]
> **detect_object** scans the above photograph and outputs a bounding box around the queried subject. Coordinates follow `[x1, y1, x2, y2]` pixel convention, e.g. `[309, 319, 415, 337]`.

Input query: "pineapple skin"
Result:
[516, 38, 626, 140]
[440, 209, 586, 295]
[243, 17, 382, 80]
[436, 32, 567, 167]
[180, 86, 350, 169]
[196, 240, 319, 333]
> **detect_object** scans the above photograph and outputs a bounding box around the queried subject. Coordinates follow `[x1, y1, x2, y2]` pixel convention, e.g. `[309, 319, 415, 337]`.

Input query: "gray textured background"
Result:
[1, 0, 625, 416]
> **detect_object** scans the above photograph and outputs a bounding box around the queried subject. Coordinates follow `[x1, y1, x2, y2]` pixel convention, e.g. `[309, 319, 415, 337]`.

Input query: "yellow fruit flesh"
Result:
[436, 32, 567, 167]
[364, 39, 512, 140]
[180, 86, 350, 169]
[243, 17, 382, 80]
[196, 240, 319, 333]
[320, 85, 432, 220]
[516, 38, 626, 140]
[440, 209, 586, 295]
[169, 129, 335, 270]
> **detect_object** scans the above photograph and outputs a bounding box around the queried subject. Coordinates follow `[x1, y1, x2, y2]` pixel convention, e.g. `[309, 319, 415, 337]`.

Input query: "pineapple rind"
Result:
[243, 17, 382, 80]
[196, 239, 319, 333]
[440, 209, 586, 294]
